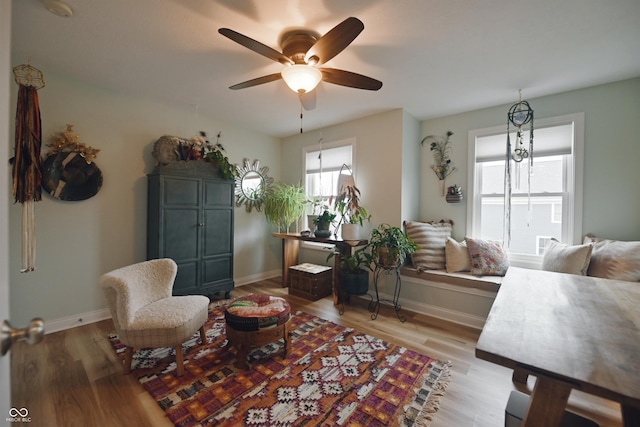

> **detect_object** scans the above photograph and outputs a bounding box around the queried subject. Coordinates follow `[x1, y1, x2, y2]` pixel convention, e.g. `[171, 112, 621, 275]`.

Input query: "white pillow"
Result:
[445, 238, 471, 273]
[542, 238, 593, 276]
[583, 234, 640, 281]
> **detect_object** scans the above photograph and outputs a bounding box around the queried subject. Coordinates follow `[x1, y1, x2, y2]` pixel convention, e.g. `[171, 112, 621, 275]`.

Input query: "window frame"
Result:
[301, 137, 356, 250]
[466, 113, 584, 268]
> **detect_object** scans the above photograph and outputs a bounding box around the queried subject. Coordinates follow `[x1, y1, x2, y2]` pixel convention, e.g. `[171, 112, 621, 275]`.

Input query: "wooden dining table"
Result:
[476, 267, 640, 427]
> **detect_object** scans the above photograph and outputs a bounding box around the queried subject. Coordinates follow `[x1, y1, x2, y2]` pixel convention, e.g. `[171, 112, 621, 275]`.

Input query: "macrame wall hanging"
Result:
[11, 61, 45, 272]
[503, 91, 534, 247]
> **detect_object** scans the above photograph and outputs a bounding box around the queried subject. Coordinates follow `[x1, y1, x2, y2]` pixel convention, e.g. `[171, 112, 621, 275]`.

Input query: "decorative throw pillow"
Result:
[404, 220, 453, 271]
[445, 237, 471, 273]
[583, 234, 640, 281]
[541, 238, 593, 276]
[465, 237, 509, 276]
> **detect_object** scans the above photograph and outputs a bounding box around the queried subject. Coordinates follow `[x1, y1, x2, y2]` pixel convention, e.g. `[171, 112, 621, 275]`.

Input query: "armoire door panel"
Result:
[164, 177, 200, 206]
[173, 261, 198, 294]
[163, 209, 199, 260]
[204, 180, 233, 206]
[202, 257, 232, 285]
[203, 209, 232, 257]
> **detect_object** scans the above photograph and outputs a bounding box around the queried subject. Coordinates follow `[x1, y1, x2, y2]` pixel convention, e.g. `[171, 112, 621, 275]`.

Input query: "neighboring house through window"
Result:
[467, 113, 584, 268]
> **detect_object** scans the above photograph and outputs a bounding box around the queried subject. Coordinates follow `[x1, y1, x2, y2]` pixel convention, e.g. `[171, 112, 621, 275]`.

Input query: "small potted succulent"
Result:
[313, 210, 336, 238]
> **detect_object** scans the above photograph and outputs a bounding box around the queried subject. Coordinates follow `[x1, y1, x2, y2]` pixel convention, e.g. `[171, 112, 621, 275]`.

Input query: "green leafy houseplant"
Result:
[367, 223, 419, 269]
[335, 183, 370, 226]
[263, 182, 308, 232]
[327, 247, 371, 295]
[313, 210, 336, 230]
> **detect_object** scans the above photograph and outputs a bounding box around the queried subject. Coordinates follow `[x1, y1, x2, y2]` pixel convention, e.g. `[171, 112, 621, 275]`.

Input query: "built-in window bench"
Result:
[390, 267, 503, 330]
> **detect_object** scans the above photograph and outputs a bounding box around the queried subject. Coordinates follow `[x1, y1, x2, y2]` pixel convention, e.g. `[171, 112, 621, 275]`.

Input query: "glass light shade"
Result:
[281, 65, 322, 93]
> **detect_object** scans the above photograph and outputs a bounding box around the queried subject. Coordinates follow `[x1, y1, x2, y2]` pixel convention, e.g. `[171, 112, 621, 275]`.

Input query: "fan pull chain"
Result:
[300, 104, 304, 134]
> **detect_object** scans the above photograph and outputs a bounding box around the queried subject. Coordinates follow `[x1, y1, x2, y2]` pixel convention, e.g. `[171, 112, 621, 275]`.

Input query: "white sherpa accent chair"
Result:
[99, 258, 210, 376]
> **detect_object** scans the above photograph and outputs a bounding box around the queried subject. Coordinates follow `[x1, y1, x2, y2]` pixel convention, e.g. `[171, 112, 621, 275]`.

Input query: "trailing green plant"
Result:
[313, 210, 336, 230]
[199, 131, 235, 180]
[366, 223, 418, 268]
[263, 182, 308, 232]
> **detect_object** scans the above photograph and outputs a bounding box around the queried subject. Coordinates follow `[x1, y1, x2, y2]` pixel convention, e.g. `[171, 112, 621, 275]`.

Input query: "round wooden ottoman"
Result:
[224, 294, 292, 369]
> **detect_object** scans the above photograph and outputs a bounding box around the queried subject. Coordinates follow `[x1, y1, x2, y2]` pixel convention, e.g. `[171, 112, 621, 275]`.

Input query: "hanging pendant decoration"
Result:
[11, 62, 46, 273]
[504, 91, 534, 247]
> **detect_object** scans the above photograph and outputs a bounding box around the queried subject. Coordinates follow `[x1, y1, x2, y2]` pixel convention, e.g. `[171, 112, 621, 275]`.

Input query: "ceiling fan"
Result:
[218, 17, 383, 110]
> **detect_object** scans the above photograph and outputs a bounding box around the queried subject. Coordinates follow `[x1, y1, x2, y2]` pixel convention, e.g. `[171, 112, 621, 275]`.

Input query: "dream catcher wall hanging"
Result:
[11, 61, 45, 272]
[503, 91, 534, 246]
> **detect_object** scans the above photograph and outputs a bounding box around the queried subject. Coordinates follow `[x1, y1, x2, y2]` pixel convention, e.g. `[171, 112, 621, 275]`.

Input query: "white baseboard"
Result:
[234, 269, 280, 287]
[44, 270, 282, 333]
[353, 291, 488, 330]
[44, 308, 112, 334]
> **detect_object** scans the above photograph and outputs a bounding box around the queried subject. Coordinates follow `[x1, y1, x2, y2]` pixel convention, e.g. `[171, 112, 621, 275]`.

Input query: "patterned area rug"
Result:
[108, 305, 450, 427]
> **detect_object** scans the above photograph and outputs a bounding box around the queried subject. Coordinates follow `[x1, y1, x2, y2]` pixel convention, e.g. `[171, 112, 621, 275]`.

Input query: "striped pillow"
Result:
[404, 220, 453, 271]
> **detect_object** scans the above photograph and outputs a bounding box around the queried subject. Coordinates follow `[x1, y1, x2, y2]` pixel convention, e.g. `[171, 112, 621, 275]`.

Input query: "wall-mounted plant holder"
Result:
[445, 185, 464, 203]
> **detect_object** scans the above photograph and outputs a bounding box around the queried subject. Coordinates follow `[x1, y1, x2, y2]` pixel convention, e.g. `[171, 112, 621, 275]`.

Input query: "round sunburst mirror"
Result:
[234, 158, 274, 212]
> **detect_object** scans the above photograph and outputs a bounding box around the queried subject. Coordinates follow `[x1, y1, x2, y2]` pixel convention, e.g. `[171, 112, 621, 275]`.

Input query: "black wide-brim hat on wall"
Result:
[42, 152, 103, 201]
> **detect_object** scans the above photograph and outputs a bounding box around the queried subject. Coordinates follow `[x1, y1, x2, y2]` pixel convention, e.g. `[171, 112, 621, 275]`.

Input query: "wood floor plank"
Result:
[10, 276, 623, 427]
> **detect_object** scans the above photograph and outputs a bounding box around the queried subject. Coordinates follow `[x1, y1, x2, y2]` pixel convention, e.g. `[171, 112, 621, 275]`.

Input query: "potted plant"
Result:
[263, 182, 308, 232]
[367, 224, 418, 269]
[327, 247, 370, 295]
[313, 210, 336, 238]
[306, 196, 328, 231]
[334, 180, 371, 241]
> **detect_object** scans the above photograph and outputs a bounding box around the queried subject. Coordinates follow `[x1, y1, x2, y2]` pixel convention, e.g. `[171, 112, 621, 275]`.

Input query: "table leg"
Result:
[512, 367, 529, 384]
[622, 403, 640, 427]
[522, 376, 571, 427]
[281, 239, 300, 288]
[333, 252, 342, 305]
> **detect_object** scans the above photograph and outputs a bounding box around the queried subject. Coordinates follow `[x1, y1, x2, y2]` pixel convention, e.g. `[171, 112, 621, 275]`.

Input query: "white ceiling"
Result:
[11, 0, 640, 138]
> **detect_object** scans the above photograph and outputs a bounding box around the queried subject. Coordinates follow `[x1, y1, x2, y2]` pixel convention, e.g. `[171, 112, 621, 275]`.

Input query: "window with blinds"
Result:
[467, 113, 584, 266]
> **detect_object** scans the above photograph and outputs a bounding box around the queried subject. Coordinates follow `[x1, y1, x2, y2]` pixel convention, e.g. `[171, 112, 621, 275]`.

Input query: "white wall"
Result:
[281, 109, 408, 228]
[420, 78, 640, 242]
[8, 70, 281, 328]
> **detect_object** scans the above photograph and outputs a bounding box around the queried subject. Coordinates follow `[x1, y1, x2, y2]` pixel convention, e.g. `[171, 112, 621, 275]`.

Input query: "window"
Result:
[467, 113, 584, 267]
[303, 138, 354, 215]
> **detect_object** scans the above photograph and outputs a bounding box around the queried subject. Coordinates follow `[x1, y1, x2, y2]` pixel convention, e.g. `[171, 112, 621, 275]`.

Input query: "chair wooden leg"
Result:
[175, 345, 184, 376]
[123, 346, 133, 375]
[199, 326, 207, 344]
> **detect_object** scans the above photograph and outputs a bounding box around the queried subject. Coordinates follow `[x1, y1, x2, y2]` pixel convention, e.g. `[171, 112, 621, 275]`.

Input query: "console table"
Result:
[272, 233, 367, 305]
[476, 267, 640, 427]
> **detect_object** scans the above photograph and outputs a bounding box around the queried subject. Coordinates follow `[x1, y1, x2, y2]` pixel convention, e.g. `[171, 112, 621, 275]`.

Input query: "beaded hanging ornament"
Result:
[503, 91, 534, 246]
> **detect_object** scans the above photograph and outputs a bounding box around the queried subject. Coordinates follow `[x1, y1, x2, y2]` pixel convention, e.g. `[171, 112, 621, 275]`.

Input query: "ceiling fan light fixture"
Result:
[281, 65, 322, 93]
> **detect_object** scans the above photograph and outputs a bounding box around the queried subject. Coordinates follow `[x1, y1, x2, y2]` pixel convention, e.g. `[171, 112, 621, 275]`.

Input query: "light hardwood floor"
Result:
[11, 277, 623, 427]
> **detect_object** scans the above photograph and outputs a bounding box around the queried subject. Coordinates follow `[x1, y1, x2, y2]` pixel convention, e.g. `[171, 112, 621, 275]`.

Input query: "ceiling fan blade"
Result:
[299, 91, 316, 111]
[229, 73, 283, 90]
[219, 28, 294, 65]
[321, 68, 383, 91]
[304, 17, 364, 65]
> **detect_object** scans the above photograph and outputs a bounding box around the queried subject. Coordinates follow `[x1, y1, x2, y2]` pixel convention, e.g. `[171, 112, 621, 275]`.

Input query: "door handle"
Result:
[1, 318, 45, 356]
